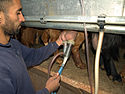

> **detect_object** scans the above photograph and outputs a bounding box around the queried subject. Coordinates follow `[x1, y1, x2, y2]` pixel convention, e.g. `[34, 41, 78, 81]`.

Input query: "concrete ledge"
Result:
[29, 66, 110, 94]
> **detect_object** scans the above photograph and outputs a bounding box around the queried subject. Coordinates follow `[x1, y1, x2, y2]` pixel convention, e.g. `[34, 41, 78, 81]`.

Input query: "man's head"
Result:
[0, 0, 25, 36]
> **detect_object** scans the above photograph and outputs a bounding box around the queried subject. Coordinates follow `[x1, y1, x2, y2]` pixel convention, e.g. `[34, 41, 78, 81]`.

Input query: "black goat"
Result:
[92, 33, 122, 82]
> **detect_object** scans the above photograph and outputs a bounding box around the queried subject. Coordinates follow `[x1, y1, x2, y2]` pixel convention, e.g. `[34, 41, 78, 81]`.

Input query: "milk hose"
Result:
[48, 40, 74, 94]
[79, 0, 93, 93]
[94, 31, 104, 94]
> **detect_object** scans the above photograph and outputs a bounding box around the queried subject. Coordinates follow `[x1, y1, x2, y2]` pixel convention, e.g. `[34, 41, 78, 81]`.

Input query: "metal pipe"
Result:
[22, 22, 125, 34]
[24, 16, 125, 25]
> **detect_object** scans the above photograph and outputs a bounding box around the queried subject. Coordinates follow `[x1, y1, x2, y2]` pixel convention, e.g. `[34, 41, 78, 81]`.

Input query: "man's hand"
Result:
[56, 30, 78, 46]
[45, 74, 61, 93]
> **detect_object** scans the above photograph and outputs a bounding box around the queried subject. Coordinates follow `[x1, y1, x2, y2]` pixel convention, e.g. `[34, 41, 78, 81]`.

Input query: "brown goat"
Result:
[17, 27, 43, 47]
[17, 27, 86, 69]
[41, 29, 86, 69]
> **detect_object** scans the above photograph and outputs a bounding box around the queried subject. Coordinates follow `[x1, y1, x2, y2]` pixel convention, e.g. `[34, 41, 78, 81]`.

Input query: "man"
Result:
[0, 0, 77, 94]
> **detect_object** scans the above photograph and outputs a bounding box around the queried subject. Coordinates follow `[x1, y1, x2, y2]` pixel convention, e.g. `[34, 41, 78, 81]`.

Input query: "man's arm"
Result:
[19, 41, 59, 67]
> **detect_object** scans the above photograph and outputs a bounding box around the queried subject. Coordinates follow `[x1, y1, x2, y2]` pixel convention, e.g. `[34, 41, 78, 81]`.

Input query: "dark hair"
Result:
[0, 0, 13, 12]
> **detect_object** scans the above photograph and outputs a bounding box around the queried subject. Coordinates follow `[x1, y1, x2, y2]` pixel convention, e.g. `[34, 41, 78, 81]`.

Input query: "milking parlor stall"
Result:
[20, 0, 125, 94]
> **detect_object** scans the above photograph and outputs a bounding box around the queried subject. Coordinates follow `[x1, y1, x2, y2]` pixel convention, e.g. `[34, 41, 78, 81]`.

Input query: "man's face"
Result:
[1, 0, 25, 36]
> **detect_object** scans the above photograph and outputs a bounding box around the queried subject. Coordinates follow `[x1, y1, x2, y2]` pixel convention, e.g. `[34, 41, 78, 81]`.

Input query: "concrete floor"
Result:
[28, 45, 125, 94]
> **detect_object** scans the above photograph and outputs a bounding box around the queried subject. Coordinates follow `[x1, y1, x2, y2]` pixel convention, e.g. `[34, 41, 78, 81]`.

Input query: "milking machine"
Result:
[48, 40, 74, 94]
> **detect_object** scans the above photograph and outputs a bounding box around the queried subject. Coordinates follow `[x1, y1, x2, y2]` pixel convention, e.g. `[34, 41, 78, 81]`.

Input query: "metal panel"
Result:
[21, 0, 125, 16]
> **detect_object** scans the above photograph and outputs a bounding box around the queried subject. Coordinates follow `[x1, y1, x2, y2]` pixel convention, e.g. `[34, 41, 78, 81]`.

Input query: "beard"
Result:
[1, 14, 21, 36]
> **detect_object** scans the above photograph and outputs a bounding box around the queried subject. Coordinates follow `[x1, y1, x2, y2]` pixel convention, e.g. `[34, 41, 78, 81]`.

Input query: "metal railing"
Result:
[22, 16, 125, 34]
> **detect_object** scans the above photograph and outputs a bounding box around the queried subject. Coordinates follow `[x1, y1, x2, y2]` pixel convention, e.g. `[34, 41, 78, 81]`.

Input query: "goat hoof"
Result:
[112, 75, 122, 82]
[100, 65, 105, 70]
[108, 75, 113, 80]
[120, 72, 125, 83]
[75, 63, 86, 69]
[56, 58, 63, 66]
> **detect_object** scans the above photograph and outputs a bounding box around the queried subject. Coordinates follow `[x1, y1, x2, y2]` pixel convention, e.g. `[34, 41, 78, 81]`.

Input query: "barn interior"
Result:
[19, 0, 125, 94]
